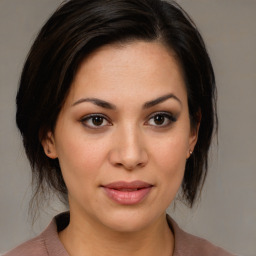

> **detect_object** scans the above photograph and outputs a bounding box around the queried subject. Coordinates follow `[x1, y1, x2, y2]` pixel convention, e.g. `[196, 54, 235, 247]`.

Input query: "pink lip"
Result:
[102, 181, 153, 205]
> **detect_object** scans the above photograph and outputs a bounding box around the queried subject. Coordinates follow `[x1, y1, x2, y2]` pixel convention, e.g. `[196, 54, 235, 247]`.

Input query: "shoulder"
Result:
[4, 212, 69, 256]
[3, 235, 47, 256]
[167, 215, 236, 256]
[175, 231, 235, 256]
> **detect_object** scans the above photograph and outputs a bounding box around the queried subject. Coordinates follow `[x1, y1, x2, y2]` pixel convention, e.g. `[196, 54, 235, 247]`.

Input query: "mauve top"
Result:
[4, 212, 235, 256]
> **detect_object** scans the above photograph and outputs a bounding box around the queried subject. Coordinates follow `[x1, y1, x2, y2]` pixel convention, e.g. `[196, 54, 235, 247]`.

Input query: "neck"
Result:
[59, 211, 174, 256]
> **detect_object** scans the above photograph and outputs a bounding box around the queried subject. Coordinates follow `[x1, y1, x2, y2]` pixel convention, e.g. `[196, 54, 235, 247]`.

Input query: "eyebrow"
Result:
[72, 98, 116, 110]
[143, 93, 182, 109]
[72, 93, 181, 110]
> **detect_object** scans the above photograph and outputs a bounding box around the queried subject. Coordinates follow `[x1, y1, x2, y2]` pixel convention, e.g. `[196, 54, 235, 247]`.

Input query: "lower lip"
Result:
[103, 187, 152, 205]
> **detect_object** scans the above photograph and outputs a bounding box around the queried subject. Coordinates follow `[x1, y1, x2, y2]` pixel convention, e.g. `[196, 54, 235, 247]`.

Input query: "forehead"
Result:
[66, 41, 187, 106]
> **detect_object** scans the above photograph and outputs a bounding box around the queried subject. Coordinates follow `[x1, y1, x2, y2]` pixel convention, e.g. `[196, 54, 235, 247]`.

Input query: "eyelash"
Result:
[80, 114, 112, 129]
[146, 112, 177, 127]
[80, 112, 177, 129]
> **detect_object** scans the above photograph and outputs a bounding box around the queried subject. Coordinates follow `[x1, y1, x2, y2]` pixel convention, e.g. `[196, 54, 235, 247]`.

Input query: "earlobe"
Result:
[41, 131, 58, 159]
[187, 131, 198, 159]
[187, 117, 201, 159]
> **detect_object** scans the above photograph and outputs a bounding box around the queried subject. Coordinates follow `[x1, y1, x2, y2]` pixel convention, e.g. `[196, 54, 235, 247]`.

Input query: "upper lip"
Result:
[102, 180, 153, 190]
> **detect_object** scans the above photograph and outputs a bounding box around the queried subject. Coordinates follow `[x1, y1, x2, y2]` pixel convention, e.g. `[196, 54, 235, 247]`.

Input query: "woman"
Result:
[5, 0, 235, 255]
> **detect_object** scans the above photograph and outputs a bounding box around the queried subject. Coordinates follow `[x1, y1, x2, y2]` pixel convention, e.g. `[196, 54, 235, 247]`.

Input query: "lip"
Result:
[102, 181, 153, 205]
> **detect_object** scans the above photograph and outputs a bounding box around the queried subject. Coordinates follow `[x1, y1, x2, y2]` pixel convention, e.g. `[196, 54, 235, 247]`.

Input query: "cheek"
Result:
[144, 135, 188, 212]
[150, 135, 188, 191]
[152, 134, 188, 168]
[55, 132, 109, 189]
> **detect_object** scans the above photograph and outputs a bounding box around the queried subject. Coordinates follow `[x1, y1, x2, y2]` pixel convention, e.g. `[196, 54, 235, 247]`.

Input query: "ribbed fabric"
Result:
[5, 212, 235, 256]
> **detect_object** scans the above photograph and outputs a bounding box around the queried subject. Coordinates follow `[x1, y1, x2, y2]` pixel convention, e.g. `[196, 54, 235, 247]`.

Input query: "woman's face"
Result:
[44, 41, 198, 232]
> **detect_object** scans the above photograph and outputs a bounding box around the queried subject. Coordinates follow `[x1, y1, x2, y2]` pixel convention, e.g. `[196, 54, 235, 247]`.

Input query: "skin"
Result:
[42, 41, 199, 256]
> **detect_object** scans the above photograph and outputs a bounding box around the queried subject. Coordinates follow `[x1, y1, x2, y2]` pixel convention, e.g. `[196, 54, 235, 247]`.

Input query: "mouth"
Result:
[101, 181, 153, 205]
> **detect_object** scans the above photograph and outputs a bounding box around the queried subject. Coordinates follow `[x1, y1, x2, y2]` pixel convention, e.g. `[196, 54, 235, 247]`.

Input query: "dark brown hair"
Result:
[16, 0, 216, 209]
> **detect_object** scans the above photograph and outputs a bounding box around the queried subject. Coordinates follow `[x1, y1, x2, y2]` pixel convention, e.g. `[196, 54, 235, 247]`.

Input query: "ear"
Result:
[41, 131, 58, 159]
[187, 113, 201, 159]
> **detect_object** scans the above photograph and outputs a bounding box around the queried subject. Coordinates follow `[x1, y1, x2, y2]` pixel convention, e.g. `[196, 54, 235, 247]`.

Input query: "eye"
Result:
[80, 114, 112, 129]
[146, 112, 177, 127]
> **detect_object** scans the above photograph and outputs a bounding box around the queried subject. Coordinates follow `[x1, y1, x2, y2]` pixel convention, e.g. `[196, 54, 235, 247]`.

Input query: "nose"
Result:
[108, 125, 149, 170]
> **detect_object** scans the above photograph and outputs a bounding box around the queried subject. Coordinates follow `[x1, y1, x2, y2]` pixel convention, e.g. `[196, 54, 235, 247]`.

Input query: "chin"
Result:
[97, 208, 163, 233]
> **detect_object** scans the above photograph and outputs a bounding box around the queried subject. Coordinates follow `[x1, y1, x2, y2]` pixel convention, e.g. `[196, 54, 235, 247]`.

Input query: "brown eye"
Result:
[80, 114, 111, 129]
[147, 112, 177, 127]
[154, 114, 165, 125]
[92, 116, 104, 126]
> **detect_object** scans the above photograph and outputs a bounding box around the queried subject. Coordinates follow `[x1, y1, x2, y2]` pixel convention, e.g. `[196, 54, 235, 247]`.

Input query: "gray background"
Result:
[0, 0, 255, 255]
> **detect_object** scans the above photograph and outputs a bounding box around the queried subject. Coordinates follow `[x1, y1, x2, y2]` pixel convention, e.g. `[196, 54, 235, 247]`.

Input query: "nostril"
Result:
[108, 145, 149, 170]
[137, 162, 146, 167]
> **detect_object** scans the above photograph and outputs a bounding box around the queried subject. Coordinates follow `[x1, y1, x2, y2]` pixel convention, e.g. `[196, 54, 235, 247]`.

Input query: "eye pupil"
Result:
[154, 115, 165, 125]
[92, 116, 103, 126]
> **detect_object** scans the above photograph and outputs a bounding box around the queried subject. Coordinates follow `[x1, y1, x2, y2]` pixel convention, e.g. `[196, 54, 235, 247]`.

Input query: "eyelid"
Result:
[79, 111, 177, 129]
[145, 111, 177, 126]
[80, 113, 112, 129]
